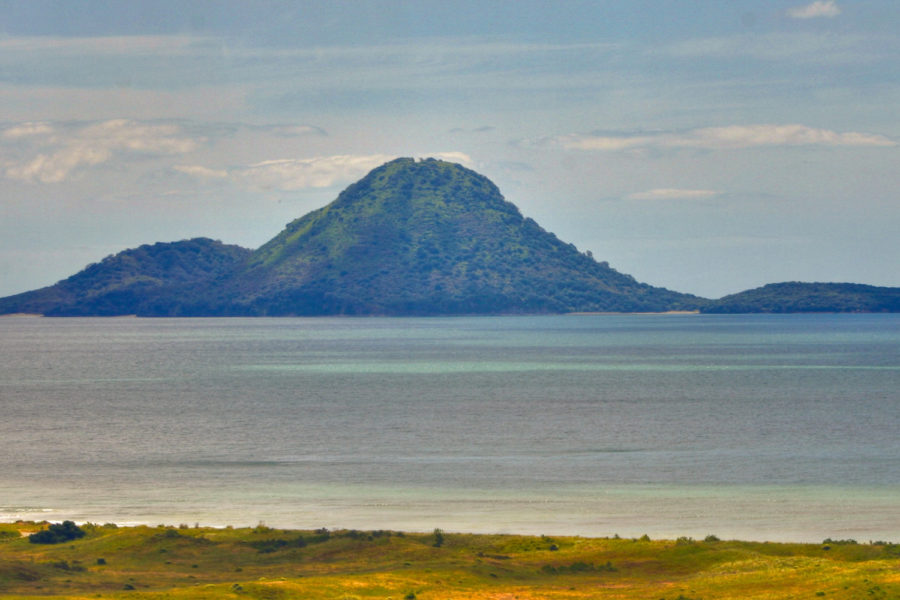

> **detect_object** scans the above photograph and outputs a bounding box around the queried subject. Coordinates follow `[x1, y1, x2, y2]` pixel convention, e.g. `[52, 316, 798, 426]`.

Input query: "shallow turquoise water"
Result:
[1, 314, 898, 542]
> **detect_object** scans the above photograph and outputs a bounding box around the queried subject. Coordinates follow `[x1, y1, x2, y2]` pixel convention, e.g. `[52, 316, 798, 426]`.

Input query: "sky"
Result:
[1, 0, 898, 299]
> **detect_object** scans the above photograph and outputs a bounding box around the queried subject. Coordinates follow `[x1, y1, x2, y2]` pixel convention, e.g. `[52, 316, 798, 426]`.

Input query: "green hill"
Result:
[702, 282, 900, 313]
[0, 238, 251, 316]
[184, 157, 703, 315]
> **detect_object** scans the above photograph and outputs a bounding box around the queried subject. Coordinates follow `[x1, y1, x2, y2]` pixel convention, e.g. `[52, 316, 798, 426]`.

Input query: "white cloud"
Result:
[626, 189, 720, 201]
[6, 146, 111, 184]
[0, 84, 248, 122]
[3, 119, 202, 183]
[788, 1, 841, 19]
[0, 35, 207, 57]
[175, 153, 474, 192]
[424, 151, 474, 165]
[173, 165, 229, 179]
[549, 124, 895, 152]
[676, 124, 894, 148]
[267, 125, 327, 137]
[2, 122, 54, 139]
[0, 33, 624, 104]
[550, 133, 651, 151]
[78, 120, 199, 154]
[233, 154, 397, 190]
[659, 31, 890, 66]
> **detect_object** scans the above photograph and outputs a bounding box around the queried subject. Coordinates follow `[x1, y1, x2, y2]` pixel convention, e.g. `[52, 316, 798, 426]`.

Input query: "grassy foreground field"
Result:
[2, 521, 899, 599]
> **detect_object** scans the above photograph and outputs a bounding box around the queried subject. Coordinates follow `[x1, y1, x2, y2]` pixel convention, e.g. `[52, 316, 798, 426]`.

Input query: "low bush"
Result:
[28, 521, 85, 544]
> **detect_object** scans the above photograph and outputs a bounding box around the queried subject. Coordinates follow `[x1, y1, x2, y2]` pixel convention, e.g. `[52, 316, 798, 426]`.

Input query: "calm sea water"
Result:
[1, 314, 898, 542]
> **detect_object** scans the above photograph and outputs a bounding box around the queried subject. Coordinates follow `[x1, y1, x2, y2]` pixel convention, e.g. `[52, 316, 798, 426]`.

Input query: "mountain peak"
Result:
[333, 157, 512, 214]
[211, 159, 699, 315]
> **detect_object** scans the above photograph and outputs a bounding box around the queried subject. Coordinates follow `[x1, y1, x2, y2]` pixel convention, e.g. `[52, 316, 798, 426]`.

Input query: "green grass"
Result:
[2, 521, 899, 599]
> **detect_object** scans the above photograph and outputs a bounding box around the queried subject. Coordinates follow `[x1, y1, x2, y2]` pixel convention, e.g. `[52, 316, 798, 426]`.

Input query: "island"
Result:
[1, 159, 896, 316]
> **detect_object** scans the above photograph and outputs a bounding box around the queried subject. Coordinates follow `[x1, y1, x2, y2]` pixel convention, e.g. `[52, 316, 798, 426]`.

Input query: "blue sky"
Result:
[1, 0, 898, 298]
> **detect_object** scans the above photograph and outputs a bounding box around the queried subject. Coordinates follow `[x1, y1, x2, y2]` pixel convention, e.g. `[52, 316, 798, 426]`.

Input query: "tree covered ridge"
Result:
[0, 238, 251, 316]
[702, 282, 900, 313]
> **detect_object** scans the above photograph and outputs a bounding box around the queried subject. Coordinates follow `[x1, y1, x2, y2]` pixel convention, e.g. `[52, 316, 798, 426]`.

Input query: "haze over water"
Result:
[2, 314, 898, 543]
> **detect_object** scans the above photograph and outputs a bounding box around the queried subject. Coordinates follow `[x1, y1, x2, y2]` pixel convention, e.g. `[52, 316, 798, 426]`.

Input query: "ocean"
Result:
[1, 313, 898, 543]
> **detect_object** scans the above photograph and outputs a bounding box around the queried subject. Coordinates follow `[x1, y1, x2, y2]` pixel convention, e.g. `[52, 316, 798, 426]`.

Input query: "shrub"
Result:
[248, 536, 307, 553]
[253, 522, 272, 534]
[29, 521, 86, 544]
[309, 530, 331, 543]
[823, 538, 858, 545]
[541, 561, 615, 575]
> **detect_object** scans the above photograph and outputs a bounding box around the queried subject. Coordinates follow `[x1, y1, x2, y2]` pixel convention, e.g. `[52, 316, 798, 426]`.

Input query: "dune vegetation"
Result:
[2, 521, 899, 599]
